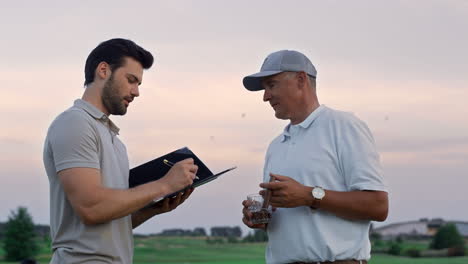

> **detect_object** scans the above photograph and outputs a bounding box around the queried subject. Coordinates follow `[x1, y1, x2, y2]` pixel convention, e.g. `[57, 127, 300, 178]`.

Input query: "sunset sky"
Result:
[1, 0, 467, 235]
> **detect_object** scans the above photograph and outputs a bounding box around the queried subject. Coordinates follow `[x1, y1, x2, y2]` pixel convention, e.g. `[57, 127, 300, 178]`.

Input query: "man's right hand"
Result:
[242, 200, 267, 230]
[159, 158, 198, 193]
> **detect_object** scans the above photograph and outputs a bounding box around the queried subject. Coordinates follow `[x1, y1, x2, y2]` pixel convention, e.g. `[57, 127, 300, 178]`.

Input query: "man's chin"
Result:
[117, 109, 128, 116]
[111, 106, 128, 116]
[274, 112, 288, 120]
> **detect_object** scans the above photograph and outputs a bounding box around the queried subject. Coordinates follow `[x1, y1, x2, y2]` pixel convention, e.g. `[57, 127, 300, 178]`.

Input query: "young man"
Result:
[43, 38, 198, 263]
[241, 50, 389, 264]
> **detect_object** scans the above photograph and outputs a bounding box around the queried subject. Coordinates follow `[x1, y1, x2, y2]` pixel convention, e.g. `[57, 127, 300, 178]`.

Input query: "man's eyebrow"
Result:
[126, 74, 142, 85]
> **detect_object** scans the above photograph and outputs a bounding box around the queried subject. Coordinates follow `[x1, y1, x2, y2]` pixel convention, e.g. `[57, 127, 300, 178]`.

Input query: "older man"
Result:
[241, 50, 388, 264]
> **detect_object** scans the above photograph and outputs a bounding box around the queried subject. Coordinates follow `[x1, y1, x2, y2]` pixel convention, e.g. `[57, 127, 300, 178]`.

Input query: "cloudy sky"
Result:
[1, 0, 467, 235]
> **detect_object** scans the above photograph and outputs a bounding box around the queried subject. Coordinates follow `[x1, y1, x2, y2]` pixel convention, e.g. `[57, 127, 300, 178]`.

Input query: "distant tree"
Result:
[395, 235, 404, 243]
[369, 232, 382, 241]
[243, 229, 268, 242]
[210, 226, 242, 238]
[3, 207, 39, 261]
[387, 241, 402, 256]
[253, 229, 268, 242]
[430, 223, 465, 250]
[192, 227, 207, 237]
[232, 226, 242, 237]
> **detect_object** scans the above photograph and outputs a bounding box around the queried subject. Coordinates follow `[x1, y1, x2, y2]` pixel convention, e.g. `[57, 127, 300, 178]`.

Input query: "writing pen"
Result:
[163, 159, 200, 180]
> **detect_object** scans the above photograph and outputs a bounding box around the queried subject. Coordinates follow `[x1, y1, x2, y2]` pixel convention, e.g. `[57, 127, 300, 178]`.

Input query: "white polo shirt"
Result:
[263, 105, 387, 264]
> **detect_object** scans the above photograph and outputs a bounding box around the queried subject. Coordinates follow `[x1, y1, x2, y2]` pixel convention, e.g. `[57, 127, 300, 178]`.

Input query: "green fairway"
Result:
[2, 237, 468, 264]
[0, 236, 267, 264]
[369, 254, 468, 264]
[132, 237, 266, 264]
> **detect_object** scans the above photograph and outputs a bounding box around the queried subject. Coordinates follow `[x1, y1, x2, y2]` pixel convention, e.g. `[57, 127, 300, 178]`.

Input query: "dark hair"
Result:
[84, 38, 154, 86]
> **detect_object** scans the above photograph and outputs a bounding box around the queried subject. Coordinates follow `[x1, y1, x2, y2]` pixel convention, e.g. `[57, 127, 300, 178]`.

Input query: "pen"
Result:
[163, 159, 200, 180]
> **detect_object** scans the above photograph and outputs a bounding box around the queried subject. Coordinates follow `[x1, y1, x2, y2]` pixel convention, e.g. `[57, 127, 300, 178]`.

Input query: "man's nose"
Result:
[263, 89, 271, 102]
[131, 85, 140, 97]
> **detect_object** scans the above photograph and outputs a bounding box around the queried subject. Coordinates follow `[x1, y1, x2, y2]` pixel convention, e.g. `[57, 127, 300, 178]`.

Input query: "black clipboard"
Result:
[129, 147, 236, 202]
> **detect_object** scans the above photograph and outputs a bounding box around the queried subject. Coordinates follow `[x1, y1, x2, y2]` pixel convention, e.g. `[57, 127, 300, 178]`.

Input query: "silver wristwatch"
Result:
[311, 186, 325, 209]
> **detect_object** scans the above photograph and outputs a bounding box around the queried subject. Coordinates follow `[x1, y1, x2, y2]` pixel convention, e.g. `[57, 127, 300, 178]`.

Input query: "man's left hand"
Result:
[259, 173, 311, 208]
[150, 188, 194, 215]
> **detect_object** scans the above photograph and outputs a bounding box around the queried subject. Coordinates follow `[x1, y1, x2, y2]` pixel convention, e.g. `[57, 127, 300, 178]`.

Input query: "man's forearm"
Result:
[74, 180, 169, 225]
[132, 208, 154, 229]
[305, 187, 388, 221]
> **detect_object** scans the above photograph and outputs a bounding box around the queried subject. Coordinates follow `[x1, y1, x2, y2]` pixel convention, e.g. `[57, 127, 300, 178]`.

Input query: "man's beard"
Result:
[102, 74, 127, 116]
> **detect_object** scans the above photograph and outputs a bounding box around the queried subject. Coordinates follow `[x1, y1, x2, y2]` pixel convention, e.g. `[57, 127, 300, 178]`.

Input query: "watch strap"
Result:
[310, 186, 324, 210]
[310, 199, 321, 210]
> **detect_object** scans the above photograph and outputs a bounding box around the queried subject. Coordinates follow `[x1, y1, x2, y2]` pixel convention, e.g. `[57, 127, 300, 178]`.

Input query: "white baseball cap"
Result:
[243, 50, 317, 91]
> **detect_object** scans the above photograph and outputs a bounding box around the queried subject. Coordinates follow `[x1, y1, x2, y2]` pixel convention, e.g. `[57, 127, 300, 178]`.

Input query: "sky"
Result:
[0, 0, 467, 235]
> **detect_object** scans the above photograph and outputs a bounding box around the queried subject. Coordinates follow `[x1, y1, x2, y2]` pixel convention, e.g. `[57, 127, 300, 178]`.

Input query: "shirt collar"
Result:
[73, 99, 120, 134]
[280, 104, 326, 142]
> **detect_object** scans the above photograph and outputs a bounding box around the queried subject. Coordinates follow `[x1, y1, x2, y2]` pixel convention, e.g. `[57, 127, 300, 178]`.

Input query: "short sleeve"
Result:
[47, 110, 100, 172]
[337, 114, 387, 192]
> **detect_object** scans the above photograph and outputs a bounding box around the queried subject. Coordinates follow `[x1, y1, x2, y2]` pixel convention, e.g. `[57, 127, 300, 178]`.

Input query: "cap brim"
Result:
[243, 70, 283, 91]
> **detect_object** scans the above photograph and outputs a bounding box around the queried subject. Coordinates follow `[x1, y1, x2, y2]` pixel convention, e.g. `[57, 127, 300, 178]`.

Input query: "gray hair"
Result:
[283, 72, 316, 88]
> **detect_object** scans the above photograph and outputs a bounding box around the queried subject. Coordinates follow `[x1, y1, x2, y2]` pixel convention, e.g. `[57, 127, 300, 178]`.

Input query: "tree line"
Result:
[371, 223, 466, 257]
[1, 206, 268, 262]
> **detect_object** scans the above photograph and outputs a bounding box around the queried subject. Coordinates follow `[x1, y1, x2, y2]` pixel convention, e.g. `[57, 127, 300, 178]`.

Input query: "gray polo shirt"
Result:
[43, 99, 133, 264]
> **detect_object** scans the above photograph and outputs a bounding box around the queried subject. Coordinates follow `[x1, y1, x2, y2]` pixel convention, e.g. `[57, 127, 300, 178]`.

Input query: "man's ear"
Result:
[296, 71, 307, 90]
[95, 62, 111, 81]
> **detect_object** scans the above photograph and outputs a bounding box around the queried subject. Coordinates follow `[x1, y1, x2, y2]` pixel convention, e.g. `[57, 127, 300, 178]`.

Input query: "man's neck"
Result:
[82, 85, 109, 116]
[290, 100, 320, 125]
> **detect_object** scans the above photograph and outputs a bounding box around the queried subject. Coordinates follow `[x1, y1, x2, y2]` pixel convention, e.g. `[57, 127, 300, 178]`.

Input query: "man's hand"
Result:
[241, 199, 267, 230]
[259, 173, 311, 208]
[159, 158, 198, 193]
[132, 188, 194, 229]
[149, 188, 193, 215]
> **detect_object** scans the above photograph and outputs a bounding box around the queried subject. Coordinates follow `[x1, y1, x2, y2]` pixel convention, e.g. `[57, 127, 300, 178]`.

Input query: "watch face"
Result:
[312, 187, 325, 199]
